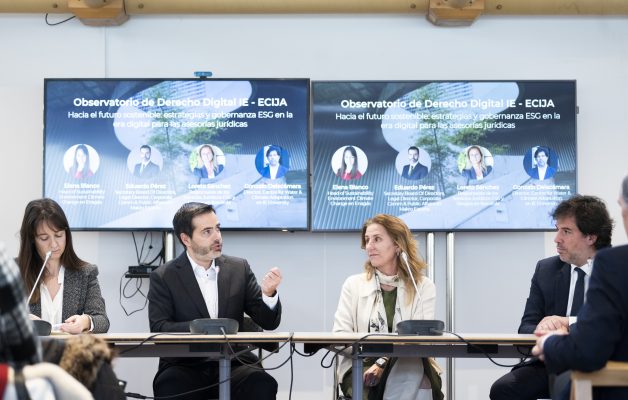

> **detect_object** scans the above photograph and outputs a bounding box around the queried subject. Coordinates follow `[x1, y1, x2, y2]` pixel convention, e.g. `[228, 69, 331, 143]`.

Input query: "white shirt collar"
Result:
[186, 252, 216, 274]
[537, 164, 547, 178]
[571, 258, 593, 275]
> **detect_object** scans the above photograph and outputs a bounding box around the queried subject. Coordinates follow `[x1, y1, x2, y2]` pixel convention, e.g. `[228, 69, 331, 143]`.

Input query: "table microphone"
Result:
[399, 251, 444, 336]
[27, 250, 53, 336]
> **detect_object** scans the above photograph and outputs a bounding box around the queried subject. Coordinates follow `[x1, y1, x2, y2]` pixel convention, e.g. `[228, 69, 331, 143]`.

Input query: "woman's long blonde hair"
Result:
[467, 145, 488, 174]
[198, 144, 220, 174]
[361, 214, 426, 303]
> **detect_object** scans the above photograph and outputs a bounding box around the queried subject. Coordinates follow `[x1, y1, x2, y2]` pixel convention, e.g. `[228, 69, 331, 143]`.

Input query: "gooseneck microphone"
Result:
[398, 251, 444, 336]
[27, 250, 52, 304]
[400, 251, 420, 296]
[27, 250, 53, 336]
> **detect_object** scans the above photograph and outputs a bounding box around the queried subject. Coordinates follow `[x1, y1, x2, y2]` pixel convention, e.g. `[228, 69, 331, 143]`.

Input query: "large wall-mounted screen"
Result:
[44, 78, 310, 230]
[312, 81, 577, 231]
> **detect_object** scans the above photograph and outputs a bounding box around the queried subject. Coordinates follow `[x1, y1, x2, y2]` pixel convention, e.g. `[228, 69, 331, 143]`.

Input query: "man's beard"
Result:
[191, 241, 222, 259]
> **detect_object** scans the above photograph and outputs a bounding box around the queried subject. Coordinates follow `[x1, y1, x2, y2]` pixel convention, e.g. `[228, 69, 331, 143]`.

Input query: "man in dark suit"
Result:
[533, 175, 628, 400]
[490, 195, 613, 400]
[528, 146, 557, 181]
[261, 145, 288, 180]
[401, 146, 428, 180]
[133, 145, 160, 179]
[148, 202, 282, 400]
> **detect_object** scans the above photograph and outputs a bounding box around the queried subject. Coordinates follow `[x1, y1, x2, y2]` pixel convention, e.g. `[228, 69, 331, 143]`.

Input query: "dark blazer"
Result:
[148, 252, 282, 367]
[29, 264, 109, 333]
[518, 256, 571, 334]
[401, 163, 428, 180]
[461, 165, 492, 181]
[193, 164, 224, 183]
[261, 164, 288, 179]
[133, 161, 160, 179]
[543, 245, 628, 399]
[529, 165, 556, 180]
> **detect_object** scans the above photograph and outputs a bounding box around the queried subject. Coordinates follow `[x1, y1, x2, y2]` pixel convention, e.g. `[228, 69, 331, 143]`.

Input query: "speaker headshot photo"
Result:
[132, 144, 161, 179]
[524, 146, 558, 181]
[332, 145, 368, 181]
[256, 145, 289, 180]
[458, 145, 493, 182]
[63, 144, 99, 180]
[190, 144, 225, 184]
[399, 146, 429, 180]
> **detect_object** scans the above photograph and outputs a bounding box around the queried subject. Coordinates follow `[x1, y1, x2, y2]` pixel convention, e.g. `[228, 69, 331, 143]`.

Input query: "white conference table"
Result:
[55, 332, 535, 400]
[295, 332, 536, 400]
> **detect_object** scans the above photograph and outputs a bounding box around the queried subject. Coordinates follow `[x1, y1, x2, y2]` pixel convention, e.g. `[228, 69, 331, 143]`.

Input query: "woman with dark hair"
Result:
[193, 144, 223, 183]
[17, 198, 109, 334]
[70, 144, 94, 179]
[337, 145, 362, 181]
[333, 214, 443, 400]
[461, 145, 492, 181]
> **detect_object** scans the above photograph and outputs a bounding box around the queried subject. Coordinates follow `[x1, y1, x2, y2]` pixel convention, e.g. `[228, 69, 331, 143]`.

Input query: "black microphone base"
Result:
[189, 318, 239, 334]
[397, 320, 444, 336]
[33, 319, 52, 336]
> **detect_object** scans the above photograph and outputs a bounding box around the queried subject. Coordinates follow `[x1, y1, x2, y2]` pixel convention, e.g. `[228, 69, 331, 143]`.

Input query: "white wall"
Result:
[1, 12, 627, 400]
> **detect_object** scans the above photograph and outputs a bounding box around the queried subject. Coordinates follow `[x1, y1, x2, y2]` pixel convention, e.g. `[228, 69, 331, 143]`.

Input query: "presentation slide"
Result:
[312, 81, 577, 231]
[44, 79, 310, 230]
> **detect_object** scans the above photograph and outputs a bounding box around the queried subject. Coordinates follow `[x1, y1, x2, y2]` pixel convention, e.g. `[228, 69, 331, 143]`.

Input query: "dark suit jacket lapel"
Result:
[554, 261, 571, 316]
[175, 254, 210, 318]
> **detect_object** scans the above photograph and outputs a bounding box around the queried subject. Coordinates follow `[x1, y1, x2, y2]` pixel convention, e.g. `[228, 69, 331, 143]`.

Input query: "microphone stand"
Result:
[27, 251, 53, 336]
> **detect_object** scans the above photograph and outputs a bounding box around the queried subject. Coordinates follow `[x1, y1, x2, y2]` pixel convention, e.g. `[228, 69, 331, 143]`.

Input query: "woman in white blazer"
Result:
[333, 214, 442, 400]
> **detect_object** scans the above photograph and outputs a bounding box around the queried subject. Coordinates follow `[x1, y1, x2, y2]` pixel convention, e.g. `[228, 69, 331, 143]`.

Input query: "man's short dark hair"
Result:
[534, 146, 549, 159]
[408, 146, 419, 153]
[172, 202, 215, 246]
[140, 144, 151, 153]
[266, 145, 280, 158]
[551, 195, 613, 250]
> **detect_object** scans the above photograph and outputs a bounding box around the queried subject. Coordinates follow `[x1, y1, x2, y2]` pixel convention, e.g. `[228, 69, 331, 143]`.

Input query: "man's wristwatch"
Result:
[375, 358, 388, 369]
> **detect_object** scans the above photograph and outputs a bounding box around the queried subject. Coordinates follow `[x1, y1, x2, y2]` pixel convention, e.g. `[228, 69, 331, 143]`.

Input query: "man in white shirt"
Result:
[148, 202, 283, 400]
[490, 195, 613, 400]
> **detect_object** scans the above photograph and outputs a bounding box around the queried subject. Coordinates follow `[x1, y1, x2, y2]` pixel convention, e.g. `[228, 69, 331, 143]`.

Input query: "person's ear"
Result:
[180, 233, 192, 248]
